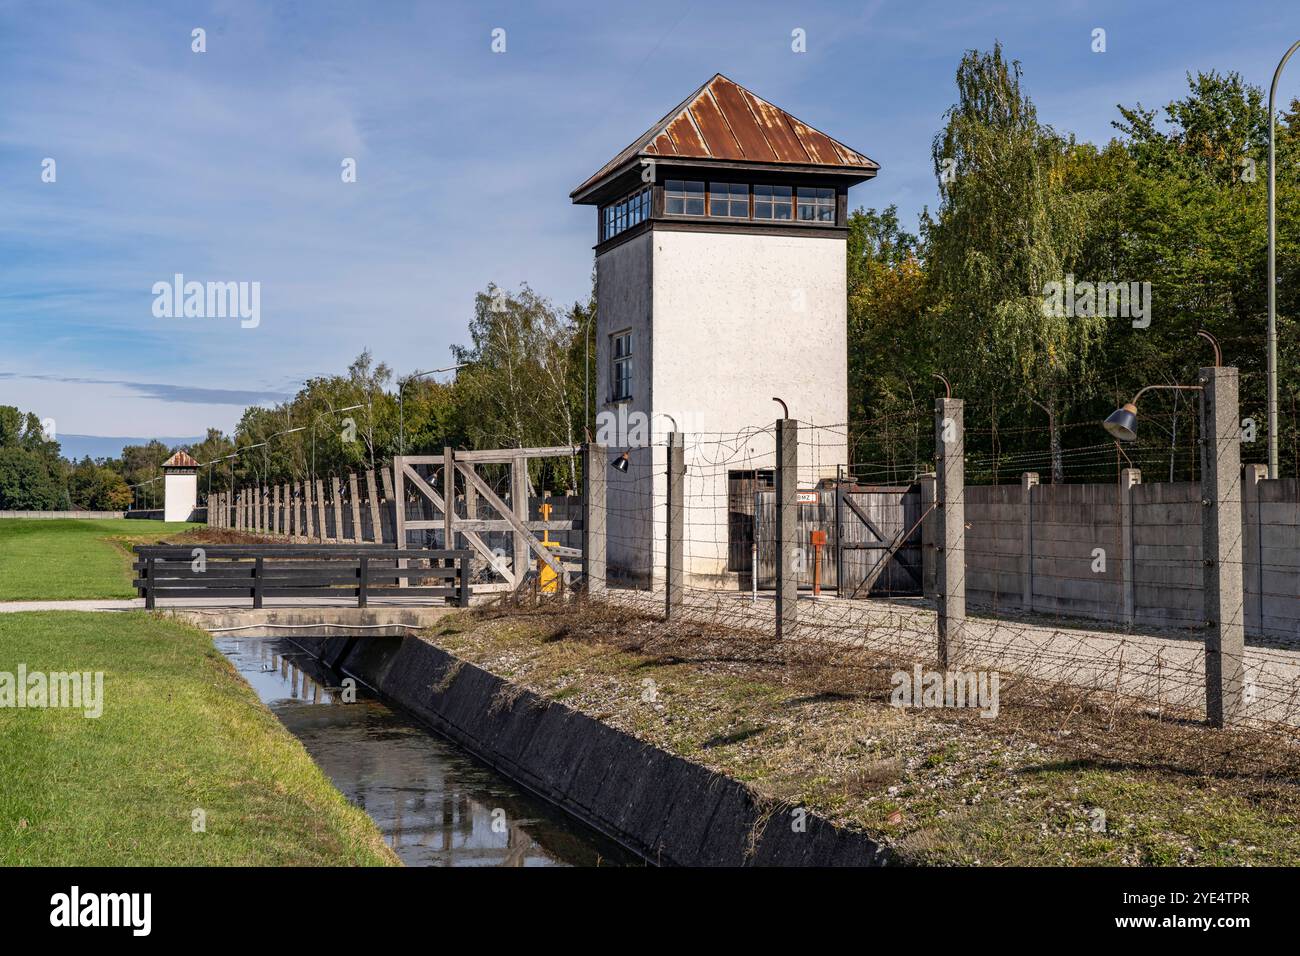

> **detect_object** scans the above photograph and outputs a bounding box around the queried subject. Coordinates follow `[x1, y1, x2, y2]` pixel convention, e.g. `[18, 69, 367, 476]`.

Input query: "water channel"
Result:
[216, 636, 640, 867]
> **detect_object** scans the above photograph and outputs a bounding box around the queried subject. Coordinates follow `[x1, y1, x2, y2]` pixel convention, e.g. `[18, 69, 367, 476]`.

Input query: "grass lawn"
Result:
[0, 611, 398, 866]
[433, 605, 1300, 866]
[0, 518, 201, 601]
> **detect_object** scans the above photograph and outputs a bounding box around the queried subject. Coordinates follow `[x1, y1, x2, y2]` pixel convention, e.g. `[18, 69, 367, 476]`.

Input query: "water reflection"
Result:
[216, 636, 638, 867]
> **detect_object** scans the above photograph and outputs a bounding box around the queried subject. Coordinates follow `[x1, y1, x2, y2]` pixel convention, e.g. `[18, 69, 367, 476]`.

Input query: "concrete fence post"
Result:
[775, 417, 798, 638]
[1021, 472, 1039, 611]
[935, 398, 965, 668]
[236, 491, 244, 532]
[918, 472, 937, 599]
[1119, 468, 1141, 627]
[583, 443, 607, 599]
[666, 432, 685, 619]
[1200, 366, 1244, 728]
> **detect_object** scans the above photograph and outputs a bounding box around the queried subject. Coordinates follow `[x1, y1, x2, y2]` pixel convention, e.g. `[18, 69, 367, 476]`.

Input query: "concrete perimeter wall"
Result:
[963, 473, 1300, 642]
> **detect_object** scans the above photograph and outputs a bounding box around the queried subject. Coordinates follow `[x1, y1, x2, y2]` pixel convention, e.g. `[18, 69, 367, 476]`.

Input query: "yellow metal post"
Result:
[537, 500, 559, 594]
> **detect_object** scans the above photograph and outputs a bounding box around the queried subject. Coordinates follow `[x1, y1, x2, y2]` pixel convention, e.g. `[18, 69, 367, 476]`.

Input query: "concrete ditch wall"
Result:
[293, 633, 886, 867]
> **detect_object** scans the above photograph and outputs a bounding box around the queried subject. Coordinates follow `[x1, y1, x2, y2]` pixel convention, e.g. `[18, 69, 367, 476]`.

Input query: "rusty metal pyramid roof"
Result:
[571, 73, 878, 200]
[162, 450, 199, 468]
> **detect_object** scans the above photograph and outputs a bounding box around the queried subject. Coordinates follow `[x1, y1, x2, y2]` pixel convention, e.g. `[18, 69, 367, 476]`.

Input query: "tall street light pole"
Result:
[1268, 40, 1300, 479]
[399, 364, 466, 455]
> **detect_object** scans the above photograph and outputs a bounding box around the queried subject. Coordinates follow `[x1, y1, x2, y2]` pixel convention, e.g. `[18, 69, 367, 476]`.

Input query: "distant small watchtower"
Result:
[570, 73, 878, 586]
[161, 451, 199, 523]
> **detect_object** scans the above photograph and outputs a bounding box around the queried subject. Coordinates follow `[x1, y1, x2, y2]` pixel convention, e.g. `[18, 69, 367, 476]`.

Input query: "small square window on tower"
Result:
[797, 186, 836, 222]
[754, 184, 793, 220]
[610, 330, 633, 401]
[665, 180, 705, 216]
[709, 182, 749, 218]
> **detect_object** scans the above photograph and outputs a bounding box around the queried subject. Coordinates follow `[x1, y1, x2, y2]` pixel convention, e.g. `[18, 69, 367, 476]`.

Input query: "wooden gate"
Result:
[392, 448, 582, 592]
[751, 481, 923, 596]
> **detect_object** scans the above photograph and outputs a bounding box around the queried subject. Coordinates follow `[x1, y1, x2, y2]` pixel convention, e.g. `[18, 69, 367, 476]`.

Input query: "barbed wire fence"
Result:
[560, 367, 1300, 777]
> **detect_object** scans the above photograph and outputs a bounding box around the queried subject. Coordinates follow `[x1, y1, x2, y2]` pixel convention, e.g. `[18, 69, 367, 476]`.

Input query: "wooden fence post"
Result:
[381, 464, 396, 545]
[458, 554, 471, 607]
[366, 469, 383, 543]
[303, 481, 315, 539]
[349, 472, 363, 544]
[443, 448, 455, 551]
[315, 478, 327, 542]
[332, 477, 344, 543]
[391, 458, 405, 551]
[511, 456, 528, 590]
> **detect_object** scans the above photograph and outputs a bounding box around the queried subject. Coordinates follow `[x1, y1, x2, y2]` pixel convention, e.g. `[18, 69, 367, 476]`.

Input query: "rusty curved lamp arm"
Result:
[1130, 383, 1203, 405]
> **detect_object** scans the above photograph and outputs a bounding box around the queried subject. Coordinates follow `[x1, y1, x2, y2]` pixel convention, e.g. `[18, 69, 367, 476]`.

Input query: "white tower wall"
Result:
[597, 229, 848, 586]
[163, 472, 197, 523]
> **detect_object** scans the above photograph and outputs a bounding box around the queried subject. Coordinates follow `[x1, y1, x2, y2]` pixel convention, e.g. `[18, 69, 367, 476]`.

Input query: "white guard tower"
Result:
[570, 74, 878, 587]
[161, 450, 199, 522]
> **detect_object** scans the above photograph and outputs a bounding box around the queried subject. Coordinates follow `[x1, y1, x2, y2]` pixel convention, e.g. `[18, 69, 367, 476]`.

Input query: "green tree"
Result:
[846, 205, 929, 478]
[0, 446, 63, 509]
[924, 44, 1107, 480]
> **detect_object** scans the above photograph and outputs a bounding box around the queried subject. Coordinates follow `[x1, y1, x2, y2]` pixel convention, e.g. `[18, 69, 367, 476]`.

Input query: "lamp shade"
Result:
[1103, 403, 1139, 442]
[610, 451, 630, 473]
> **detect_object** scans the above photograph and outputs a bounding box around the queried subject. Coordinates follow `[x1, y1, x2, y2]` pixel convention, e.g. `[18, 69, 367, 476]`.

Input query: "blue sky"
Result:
[2, 0, 1298, 451]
